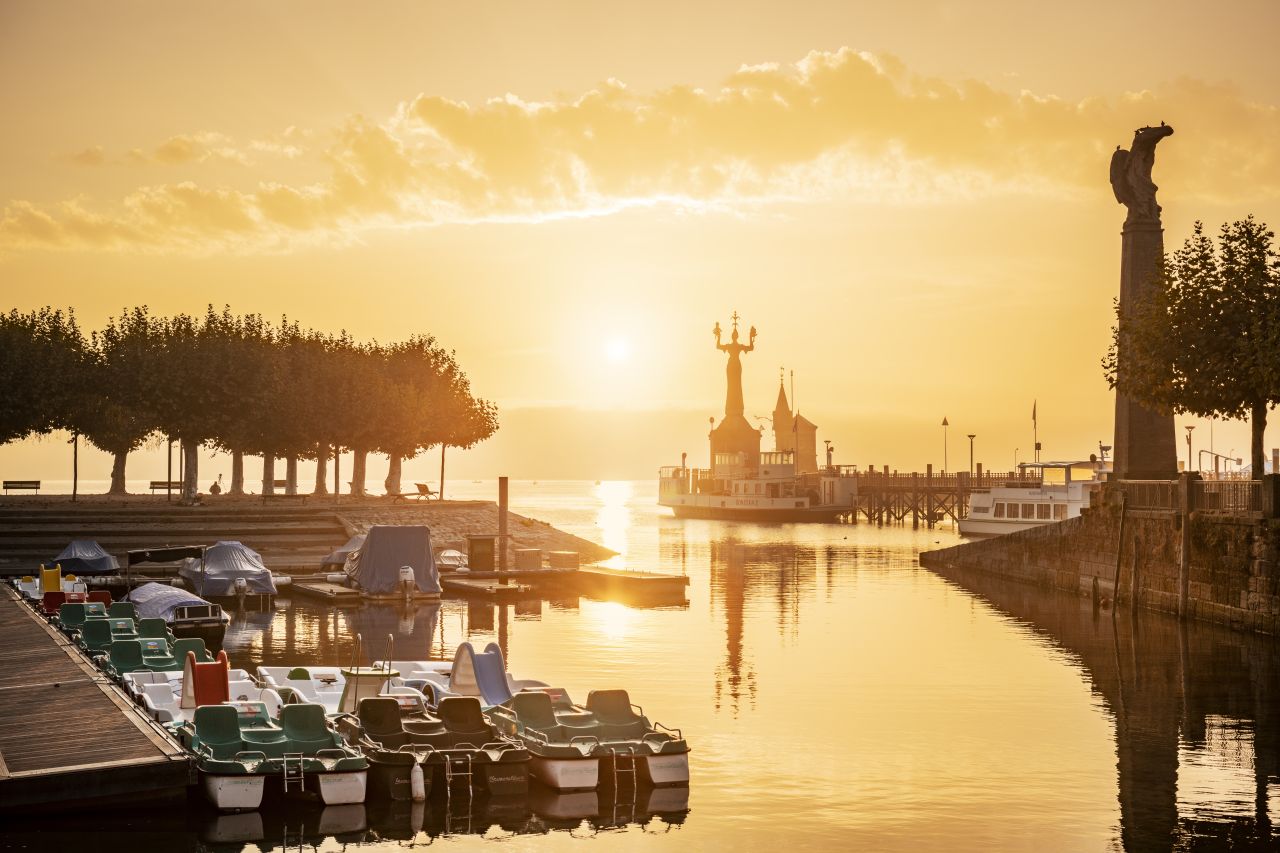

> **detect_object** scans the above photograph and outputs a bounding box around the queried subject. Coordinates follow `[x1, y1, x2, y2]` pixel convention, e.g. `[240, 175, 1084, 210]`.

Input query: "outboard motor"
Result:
[233, 576, 249, 610]
[398, 565, 415, 601]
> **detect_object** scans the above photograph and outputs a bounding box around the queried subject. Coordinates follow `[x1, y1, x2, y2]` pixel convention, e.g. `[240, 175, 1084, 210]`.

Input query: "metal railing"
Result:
[1114, 480, 1180, 511]
[1193, 479, 1263, 514]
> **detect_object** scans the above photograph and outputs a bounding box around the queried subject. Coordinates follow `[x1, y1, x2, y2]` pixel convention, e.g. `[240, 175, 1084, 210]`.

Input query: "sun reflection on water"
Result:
[593, 479, 633, 568]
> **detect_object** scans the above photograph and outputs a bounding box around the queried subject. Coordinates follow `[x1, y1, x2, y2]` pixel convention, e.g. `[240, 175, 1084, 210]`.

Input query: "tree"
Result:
[76, 308, 160, 494]
[0, 308, 84, 445]
[1105, 216, 1280, 475]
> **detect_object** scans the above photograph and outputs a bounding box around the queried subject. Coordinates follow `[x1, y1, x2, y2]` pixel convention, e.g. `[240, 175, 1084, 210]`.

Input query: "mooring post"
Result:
[1113, 491, 1128, 622]
[498, 476, 509, 575]
[911, 472, 919, 528]
[1177, 472, 1198, 618]
[926, 463, 935, 529]
[1130, 534, 1142, 615]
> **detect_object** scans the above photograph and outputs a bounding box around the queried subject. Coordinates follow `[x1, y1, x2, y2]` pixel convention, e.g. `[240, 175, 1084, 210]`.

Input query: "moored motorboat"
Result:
[180, 541, 277, 608]
[126, 582, 229, 648]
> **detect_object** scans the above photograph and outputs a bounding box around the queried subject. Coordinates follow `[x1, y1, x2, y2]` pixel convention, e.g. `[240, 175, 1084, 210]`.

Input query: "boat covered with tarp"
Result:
[322, 534, 366, 568]
[179, 540, 278, 598]
[125, 581, 229, 646]
[344, 526, 441, 597]
[48, 539, 119, 576]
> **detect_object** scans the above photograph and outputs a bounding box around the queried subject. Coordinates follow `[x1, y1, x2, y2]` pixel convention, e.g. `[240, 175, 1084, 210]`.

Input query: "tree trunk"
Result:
[72, 433, 79, 503]
[108, 450, 128, 495]
[313, 448, 329, 495]
[262, 454, 276, 495]
[181, 439, 199, 503]
[351, 446, 367, 496]
[285, 455, 298, 495]
[439, 444, 446, 500]
[384, 454, 403, 496]
[1252, 401, 1268, 477]
[230, 451, 245, 495]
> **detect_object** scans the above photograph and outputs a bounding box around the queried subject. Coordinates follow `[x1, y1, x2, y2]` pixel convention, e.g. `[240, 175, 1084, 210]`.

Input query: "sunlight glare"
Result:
[605, 337, 630, 362]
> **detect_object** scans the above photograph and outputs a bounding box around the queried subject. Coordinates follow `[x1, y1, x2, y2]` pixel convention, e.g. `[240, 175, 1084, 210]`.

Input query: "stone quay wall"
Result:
[919, 487, 1280, 635]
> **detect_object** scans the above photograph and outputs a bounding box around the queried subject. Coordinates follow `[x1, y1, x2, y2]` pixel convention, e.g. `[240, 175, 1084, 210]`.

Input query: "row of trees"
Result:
[0, 306, 498, 501]
[1105, 216, 1280, 475]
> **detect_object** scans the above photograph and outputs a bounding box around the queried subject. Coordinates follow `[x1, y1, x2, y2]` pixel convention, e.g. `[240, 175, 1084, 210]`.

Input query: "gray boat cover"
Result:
[125, 582, 218, 621]
[179, 540, 278, 597]
[344, 525, 441, 595]
[49, 540, 119, 576]
[322, 534, 366, 568]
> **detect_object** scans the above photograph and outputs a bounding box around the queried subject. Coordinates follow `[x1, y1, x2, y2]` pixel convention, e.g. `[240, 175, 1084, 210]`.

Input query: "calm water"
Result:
[5, 480, 1277, 851]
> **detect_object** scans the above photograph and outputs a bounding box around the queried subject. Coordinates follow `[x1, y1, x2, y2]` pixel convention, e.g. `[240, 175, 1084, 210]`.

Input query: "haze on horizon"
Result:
[3, 0, 1279, 485]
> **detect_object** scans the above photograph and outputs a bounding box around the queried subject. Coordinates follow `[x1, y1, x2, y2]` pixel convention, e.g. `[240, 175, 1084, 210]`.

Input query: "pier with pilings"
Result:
[832, 466, 1042, 527]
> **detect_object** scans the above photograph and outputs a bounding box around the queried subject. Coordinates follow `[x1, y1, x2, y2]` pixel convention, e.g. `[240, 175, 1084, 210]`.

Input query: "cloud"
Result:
[5, 48, 1280, 253]
[66, 146, 106, 166]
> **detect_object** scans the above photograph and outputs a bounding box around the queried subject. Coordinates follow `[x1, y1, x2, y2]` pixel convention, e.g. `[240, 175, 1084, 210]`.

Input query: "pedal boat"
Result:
[343, 695, 529, 799]
[491, 688, 689, 789]
[180, 701, 368, 811]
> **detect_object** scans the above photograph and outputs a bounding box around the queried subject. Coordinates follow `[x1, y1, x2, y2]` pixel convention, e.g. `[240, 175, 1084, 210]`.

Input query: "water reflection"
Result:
[927, 561, 1279, 850]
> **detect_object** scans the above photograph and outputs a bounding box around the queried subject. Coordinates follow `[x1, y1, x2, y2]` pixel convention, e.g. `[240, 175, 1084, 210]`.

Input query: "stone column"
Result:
[1110, 125, 1179, 480]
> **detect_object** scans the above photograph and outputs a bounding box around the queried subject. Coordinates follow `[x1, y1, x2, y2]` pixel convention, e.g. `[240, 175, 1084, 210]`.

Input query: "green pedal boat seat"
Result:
[108, 601, 137, 620]
[231, 702, 290, 757]
[281, 703, 364, 770]
[56, 602, 88, 631]
[138, 617, 171, 640]
[139, 638, 178, 671]
[192, 704, 262, 774]
[586, 690, 651, 740]
[513, 690, 602, 743]
[107, 617, 139, 642]
[172, 637, 213, 663]
[106, 639, 148, 676]
[78, 618, 115, 653]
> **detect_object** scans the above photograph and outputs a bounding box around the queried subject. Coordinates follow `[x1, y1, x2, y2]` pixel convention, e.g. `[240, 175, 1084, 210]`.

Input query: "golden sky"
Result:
[3, 1, 1279, 482]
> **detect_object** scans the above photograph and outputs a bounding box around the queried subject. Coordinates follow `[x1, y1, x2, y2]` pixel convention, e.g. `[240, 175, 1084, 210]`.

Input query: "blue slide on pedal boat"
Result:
[488, 688, 690, 790]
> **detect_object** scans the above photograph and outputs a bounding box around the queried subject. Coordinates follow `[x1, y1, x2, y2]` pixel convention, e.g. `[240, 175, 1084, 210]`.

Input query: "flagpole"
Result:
[1032, 400, 1039, 463]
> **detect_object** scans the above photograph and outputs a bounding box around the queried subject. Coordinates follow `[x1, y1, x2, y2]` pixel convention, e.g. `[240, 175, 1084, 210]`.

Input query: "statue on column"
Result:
[714, 312, 756, 418]
[1110, 123, 1174, 226]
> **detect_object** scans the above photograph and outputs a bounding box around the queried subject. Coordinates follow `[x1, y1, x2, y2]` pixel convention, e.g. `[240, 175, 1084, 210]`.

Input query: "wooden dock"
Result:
[287, 579, 365, 604]
[0, 586, 191, 810]
[441, 576, 535, 600]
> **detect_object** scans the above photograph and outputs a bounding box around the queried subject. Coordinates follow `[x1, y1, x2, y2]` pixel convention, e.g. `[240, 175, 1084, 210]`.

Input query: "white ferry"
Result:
[958, 461, 1107, 537]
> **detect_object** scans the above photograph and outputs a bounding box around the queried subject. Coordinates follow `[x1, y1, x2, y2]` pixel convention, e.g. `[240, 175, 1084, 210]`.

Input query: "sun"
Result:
[605, 337, 630, 362]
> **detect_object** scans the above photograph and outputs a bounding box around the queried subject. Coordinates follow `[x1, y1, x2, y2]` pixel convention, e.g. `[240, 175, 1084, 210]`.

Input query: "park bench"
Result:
[389, 482, 437, 502]
[262, 479, 307, 504]
[3, 480, 40, 494]
[149, 480, 183, 494]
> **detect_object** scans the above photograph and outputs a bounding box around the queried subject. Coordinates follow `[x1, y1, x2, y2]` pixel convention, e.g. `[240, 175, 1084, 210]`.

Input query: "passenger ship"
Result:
[656, 314, 856, 523]
[957, 461, 1107, 537]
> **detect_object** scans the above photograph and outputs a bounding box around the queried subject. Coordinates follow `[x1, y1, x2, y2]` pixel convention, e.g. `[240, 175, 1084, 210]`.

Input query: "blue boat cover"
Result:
[322, 534, 366, 567]
[125, 582, 217, 622]
[179, 540, 277, 597]
[344, 525, 441, 595]
[49, 540, 119, 576]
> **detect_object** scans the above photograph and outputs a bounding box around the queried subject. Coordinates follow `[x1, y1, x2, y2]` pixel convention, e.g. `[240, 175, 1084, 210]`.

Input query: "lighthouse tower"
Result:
[771, 372, 819, 474]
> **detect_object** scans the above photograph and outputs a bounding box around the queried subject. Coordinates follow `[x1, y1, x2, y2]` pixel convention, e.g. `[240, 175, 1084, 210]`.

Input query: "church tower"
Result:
[771, 372, 818, 473]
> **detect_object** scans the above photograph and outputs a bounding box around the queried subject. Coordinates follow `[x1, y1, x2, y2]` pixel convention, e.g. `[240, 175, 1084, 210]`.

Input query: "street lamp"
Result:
[941, 417, 949, 474]
[967, 434, 976, 475]
[1184, 424, 1195, 472]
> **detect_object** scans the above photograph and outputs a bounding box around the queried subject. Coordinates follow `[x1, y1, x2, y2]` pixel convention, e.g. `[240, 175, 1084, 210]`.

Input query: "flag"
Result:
[1031, 400, 1037, 424]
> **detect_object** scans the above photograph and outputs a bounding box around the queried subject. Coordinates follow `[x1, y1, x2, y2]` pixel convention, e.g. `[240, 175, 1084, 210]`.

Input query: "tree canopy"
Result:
[0, 306, 498, 497]
[1104, 216, 1280, 475]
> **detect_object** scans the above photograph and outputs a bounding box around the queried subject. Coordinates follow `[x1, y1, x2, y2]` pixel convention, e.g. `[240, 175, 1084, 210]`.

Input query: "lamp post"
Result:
[967, 434, 976, 475]
[941, 416, 949, 474]
[1184, 424, 1195, 472]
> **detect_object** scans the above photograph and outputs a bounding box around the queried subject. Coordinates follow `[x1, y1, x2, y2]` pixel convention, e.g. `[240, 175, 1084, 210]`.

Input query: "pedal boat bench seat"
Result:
[186, 702, 368, 810]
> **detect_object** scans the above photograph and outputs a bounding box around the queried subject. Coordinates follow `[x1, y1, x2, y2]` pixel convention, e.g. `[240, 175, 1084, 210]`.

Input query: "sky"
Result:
[2, 0, 1279, 484]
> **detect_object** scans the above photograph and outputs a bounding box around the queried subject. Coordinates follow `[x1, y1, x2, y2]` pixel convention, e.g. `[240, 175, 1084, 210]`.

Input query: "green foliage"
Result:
[0, 305, 499, 493]
[1104, 216, 1280, 473]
